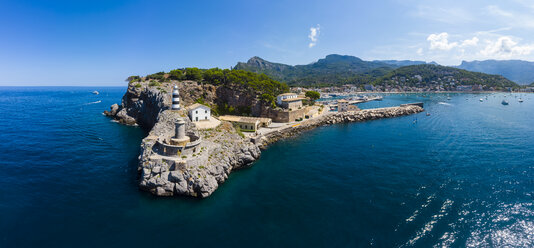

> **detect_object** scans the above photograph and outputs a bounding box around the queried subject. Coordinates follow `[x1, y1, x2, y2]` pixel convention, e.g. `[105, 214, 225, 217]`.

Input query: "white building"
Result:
[187, 103, 211, 122]
[276, 93, 298, 106]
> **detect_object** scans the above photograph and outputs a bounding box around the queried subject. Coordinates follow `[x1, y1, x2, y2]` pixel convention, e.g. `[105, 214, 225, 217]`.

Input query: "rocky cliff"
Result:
[106, 81, 423, 198]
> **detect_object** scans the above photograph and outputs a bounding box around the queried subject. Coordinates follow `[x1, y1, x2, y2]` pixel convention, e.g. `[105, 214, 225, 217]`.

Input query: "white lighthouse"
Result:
[172, 85, 180, 110]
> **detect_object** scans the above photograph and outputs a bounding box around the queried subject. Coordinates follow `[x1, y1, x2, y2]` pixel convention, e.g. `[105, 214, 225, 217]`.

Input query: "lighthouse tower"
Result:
[171, 85, 180, 110]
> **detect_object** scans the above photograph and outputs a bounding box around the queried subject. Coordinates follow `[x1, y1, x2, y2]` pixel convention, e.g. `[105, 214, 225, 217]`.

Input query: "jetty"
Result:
[105, 82, 424, 198]
[400, 102, 424, 108]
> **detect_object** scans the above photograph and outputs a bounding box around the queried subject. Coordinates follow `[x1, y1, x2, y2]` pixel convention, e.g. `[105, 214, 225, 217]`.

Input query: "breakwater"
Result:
[260, 105, 423, 147]
[105, 83, 423, 197]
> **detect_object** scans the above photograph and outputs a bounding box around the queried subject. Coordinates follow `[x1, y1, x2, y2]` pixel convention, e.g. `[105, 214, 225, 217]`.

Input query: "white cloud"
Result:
[308, 25, 320, 48]
[427, 33, 458, 50]
[480, 36, 534, 57]
[461, 37, 479, 47]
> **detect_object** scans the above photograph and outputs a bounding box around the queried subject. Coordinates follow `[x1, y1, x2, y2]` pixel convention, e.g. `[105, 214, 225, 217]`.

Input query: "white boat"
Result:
[479, 98, 483, 102]
[502, 100, 509, 105]
[519, 98, 524, 103]
[92, 91, 99, 95]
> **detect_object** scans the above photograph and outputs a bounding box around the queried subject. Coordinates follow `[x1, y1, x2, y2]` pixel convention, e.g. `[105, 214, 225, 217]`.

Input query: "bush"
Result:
[185, 67, 203, 81]
[149, 81, 162, 87]
[134, 83, 142, 88]
[169, 69, 184, 80]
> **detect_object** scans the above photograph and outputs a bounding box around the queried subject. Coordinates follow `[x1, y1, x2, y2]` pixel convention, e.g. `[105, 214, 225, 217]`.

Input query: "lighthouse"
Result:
[172, 85, 180, 110]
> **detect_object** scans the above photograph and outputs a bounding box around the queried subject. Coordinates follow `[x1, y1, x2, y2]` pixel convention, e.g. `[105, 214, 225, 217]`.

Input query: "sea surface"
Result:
[1, 87, 533, 247]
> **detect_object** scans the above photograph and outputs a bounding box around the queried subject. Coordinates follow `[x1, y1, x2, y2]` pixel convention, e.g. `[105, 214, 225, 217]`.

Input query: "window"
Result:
[195, 110, 198, 114]
[205, 116, 207, 120]
[205, 110, 207, 114]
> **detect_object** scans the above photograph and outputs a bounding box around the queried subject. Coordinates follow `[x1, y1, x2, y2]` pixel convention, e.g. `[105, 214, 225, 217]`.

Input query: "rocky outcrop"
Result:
[104, 83, 169, 127]
[106, 81, 423, 198]
[137, 110, 261, 197]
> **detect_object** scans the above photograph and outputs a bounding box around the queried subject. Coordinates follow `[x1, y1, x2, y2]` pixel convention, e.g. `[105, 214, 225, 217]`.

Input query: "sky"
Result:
[2, 0, 534, 86]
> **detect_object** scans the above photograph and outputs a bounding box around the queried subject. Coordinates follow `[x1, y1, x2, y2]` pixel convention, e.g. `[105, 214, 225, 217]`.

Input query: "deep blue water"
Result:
[1, 87, 533, 247]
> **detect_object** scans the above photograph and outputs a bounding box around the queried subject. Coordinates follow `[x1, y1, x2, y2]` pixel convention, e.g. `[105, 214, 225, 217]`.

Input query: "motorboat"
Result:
[501, 100, 509, 105]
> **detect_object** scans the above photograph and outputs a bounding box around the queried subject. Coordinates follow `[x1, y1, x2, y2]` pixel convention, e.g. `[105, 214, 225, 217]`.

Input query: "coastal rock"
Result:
[107, 81, 423, 198]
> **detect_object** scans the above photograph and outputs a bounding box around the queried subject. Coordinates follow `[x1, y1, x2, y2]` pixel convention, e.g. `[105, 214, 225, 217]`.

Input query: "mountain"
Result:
[456, 60, 534, 85]
[235, 55, 518, 89]
[374, 64, 519, 90]
[235, 54, 400, 86]
[374, 60, 427, 67]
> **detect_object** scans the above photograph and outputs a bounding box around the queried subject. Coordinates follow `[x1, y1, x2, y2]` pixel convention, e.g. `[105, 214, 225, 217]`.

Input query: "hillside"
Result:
[373, 64, 519, 91]
[457, 60, 534, 85]
[235, 54, 402, 86]
[127, 68, 289, 117]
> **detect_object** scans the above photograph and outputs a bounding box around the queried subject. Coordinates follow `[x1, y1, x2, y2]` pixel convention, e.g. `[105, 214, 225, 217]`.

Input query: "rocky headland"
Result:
[105, 80, 423, 198]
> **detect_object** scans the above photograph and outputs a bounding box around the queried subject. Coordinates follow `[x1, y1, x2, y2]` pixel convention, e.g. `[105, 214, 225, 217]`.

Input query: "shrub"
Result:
[169, 69, 184, 80]
[149, 81, 162, 87]
[134, 83, 142, 88]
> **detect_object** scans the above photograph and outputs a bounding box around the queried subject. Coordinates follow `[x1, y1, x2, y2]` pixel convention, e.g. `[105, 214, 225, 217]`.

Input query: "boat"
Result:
[479, 98, 483, 102]
[501, 100, 509, 105]
[519, 98, 524, 103]
[92, 91, 99, 95]
[426, 113, 431, 116]
[447, 96, 451, 100]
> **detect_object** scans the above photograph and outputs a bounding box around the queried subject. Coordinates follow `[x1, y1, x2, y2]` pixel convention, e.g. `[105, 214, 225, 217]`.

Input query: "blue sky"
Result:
[2, 0, 534, 85]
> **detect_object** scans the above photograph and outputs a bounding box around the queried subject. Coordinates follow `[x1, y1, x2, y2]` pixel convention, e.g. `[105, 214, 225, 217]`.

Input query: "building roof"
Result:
[278, 93, 298, 97]
[186, 103, 210, 111]
[281, 97, 305, 102]
[337, 99, 349, 103]
[219, 115, 271, 124]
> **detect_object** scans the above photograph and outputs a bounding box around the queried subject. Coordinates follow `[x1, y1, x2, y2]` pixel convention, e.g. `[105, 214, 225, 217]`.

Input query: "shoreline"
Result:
[104, 83, 424, 198]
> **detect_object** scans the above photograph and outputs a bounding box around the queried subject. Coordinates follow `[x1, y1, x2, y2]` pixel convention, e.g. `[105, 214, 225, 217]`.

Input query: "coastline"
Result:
[105, 84, 424, 198]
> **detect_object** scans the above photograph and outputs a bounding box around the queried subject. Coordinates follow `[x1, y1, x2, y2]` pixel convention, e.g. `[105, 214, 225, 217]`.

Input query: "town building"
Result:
[187, 103, 211, 122]
[456, 85, 473, 91]
[338, 99, 360, 112]
[276, 93, 304, 110]
[338, 99, 349, 112]
[219, 115, 272, 132]
[364, 84, 374, 91]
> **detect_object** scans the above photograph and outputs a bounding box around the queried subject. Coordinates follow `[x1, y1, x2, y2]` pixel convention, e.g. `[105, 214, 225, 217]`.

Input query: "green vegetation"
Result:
[169, 69, 184, 80]
[373, 64, 519, 89]
[149, 81, 162, 87]
[147, 72, 166, 82]
[185, 67, 203, 81]
[134, 83, 142, 88]
[234, 55, 520, 89]
[126, 75, 141, 82]
[305, 90, 320, 105]
[234, 55, 395, 87]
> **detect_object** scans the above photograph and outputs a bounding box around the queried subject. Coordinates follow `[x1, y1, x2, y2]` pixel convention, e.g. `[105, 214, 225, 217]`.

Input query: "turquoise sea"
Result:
[1, 87, 533, 247]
